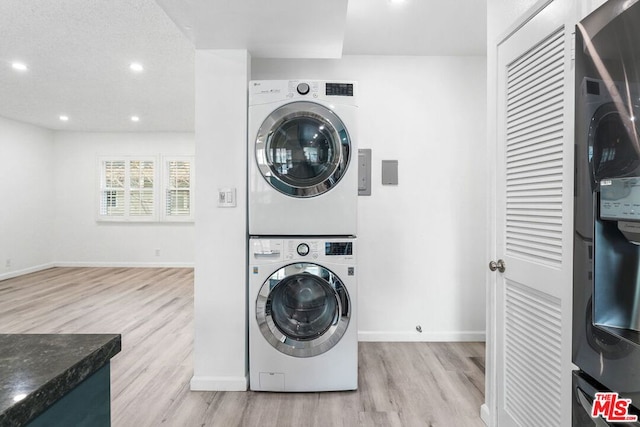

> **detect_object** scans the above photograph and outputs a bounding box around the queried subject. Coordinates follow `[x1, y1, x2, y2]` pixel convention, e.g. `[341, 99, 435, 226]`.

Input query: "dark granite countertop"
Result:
[0, 334, 121, 427]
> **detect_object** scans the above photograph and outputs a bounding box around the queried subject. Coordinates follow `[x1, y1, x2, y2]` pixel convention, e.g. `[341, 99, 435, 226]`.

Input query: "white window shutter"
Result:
[129, 160, 155, 217]
[98, 157, 158, 221]
[100, 160, 125, 216]
[164, 157, 194, 221]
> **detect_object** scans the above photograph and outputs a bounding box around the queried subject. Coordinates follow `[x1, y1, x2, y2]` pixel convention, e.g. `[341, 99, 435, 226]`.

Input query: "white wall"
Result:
[191, 50, 250, 391]
[0, 116, 195, 276]
[0, 117, 55, 279]
[52, 131, 195, 266]
[253, 55, 487, 341]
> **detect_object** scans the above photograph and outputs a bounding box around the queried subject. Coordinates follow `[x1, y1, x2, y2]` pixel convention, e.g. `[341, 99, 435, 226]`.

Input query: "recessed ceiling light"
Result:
[131, 116, 140, 122]
[59, 115, 69, 122]
[130, 62, 144, 73]
[11, 62, 28, 71]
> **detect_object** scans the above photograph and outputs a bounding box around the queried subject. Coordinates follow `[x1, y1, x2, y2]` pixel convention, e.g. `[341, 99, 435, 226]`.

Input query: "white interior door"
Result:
[493, 1, 574, 426]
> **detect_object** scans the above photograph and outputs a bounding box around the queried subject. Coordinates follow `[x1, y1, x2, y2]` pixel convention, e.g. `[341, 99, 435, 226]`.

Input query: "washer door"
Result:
[589, 102, 640, 183]
[256, 263, 351, 358]
[255, 101, 351, 198]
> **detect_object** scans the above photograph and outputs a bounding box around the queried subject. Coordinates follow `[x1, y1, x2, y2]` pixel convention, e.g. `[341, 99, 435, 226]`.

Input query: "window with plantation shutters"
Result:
[100, 161, 125, 216]
[98, 155, 193, 222]
[164, 157, 194, 221]
[99, 157, 157, 221]
[129, 160, 155, 217]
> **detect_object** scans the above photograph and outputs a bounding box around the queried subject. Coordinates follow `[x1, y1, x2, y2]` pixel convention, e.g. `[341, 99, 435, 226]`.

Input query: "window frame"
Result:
[161, 155, 195, 222]
[97, 155, 194, 223]
[97, 156, 159, 222]
[99, 159, 127, 218]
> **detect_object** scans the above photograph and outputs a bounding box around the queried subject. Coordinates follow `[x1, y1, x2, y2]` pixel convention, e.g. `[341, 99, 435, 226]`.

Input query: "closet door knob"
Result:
[489, 259, 506, 273]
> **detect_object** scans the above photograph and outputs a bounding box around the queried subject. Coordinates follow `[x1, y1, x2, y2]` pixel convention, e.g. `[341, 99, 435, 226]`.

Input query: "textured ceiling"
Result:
[0, 0, 195, 132]
[0, 0, 486, 132]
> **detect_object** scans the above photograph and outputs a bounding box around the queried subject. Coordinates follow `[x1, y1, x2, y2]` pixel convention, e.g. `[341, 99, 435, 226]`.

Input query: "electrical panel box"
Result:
[381, 160, 398, 185]
[358, 149, 371, 196]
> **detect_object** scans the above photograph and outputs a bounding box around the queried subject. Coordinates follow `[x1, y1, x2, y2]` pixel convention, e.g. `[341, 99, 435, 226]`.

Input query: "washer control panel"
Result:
[283, 239, 354, 261]
[296, 82, 310, 95]
[286, 240, 320, 260]
[296, 243, 310, 256]
[251, 238, 355, 264]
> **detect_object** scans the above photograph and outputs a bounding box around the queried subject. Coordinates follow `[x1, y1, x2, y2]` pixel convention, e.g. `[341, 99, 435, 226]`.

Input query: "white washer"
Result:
[248, 237, 357, 392]
[248, 80, 358, 236]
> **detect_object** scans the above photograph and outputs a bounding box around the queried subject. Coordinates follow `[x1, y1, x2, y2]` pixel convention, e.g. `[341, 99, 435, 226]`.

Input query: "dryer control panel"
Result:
[249, 80, 358, 107]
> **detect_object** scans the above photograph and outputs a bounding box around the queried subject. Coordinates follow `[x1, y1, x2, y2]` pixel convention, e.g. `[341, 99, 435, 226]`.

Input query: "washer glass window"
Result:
[270, 274, 337, 340]
[255, 102, 351, 198]
[256, 263, 351, 358]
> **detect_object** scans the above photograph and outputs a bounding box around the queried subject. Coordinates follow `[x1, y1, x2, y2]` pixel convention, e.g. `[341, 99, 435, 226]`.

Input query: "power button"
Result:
[297, 243, 310, 256]
[297, 83, 310, 95]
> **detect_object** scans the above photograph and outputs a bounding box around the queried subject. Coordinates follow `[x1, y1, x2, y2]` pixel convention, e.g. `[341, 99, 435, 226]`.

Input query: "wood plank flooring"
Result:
[0, 267, 485, 427]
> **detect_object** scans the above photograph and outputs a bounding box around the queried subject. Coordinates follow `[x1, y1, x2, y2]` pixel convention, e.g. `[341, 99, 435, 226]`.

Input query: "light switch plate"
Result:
[218, 188, 236, 207]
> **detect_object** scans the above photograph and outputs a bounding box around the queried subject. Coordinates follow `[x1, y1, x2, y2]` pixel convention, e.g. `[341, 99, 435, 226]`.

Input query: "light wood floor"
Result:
[0, 267, 486, 427]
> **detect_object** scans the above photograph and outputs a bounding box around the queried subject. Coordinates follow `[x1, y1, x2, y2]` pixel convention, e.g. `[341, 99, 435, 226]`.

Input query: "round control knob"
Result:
[297, 243, 310, 256]
[297, 83, 310, 95]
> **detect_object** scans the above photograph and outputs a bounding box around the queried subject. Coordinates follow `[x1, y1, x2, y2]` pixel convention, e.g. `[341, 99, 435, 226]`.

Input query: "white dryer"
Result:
[248, 80, 358, 236]
[248, 237, 357, 392]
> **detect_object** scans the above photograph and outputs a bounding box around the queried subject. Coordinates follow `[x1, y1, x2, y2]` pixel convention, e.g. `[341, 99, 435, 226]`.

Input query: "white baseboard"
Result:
[0, 262, 194, 282]
[0, 262, 55, 281]
[53, 261, 195, 268]
[358, 331, 486, 342]
[190, 375, 248, 391]
[480, 403, 491, 426]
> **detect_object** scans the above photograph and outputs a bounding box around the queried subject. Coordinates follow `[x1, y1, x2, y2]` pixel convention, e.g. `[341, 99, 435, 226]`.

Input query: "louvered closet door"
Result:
[494, 1, 574, 426]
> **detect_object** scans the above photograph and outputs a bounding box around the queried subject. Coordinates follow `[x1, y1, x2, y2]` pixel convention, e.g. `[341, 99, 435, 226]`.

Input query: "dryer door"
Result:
[589, 102, 640, 183]
[255, 101, 351, 198]
[255, 263, 351, 358]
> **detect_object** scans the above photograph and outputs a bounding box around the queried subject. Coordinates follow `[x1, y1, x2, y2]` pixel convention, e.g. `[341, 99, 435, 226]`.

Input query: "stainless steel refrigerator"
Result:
[574, 1, 640, 425]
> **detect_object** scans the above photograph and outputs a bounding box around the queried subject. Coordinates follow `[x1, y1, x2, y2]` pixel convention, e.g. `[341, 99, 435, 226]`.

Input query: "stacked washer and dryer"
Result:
[247, 80, 359, 392]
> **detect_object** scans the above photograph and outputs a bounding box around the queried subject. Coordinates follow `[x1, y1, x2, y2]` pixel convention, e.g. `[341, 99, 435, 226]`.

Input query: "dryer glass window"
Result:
[269, 117, 336, 182]
[255, 102, 351, 198]
[270, 274, 337, 340]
